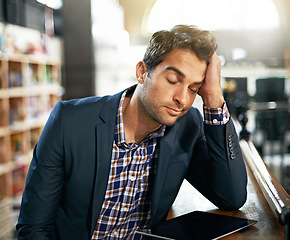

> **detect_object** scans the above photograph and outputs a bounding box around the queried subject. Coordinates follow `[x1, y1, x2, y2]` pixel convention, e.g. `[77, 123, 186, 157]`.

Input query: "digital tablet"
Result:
[136, 211, 257, 240]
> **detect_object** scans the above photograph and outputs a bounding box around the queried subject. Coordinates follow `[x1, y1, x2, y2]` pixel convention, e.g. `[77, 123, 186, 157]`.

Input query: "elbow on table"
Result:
[219, 191, 248, 211]
[16, 223, 56, 240]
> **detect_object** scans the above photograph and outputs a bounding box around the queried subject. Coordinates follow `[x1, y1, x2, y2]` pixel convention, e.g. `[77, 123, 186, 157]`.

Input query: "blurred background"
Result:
[0, 0, 289, 239]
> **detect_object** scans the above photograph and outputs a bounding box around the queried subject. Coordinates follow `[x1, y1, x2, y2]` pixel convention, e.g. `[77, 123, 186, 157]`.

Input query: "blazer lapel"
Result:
[89, 93, 122, 235]
[151, 125, 176, 223]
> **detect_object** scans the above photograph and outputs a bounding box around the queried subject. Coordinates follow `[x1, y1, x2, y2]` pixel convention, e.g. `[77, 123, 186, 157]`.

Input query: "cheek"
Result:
[187, 94, 197, 107]
[155, 85, 172, 102]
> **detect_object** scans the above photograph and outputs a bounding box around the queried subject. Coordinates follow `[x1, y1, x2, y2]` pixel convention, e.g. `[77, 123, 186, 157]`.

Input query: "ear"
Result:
[136, 61, 148, 84]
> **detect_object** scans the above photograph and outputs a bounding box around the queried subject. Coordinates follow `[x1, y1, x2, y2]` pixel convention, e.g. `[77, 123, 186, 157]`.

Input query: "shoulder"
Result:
[57, 92, 123, 114]
[48, 92, 123, 127]
[177, 107, 203, 127]
[162, 107, 204, 154]
[60, 95, 111, 109]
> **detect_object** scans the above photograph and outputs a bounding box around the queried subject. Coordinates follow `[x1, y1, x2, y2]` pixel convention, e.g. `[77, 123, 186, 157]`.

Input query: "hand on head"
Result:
[198, 53, 224, 108]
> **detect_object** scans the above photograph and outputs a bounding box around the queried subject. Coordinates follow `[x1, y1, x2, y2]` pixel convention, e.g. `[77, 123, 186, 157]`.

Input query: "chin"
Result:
[150, 110, 185, 127]
[165, 123, 175, 127]
[154, 117, 179, 127]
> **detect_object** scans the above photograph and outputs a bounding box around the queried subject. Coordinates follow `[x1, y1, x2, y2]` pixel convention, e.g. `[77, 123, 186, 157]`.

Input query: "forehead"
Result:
[153, 49, 207, 80]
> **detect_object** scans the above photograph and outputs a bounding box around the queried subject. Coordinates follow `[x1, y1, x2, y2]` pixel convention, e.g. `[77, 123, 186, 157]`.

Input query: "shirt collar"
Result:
[114, 86, 166, 147]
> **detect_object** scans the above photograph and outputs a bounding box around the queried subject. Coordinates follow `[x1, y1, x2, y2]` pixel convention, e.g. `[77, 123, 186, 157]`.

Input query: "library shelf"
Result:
[0, 53, 62, 238]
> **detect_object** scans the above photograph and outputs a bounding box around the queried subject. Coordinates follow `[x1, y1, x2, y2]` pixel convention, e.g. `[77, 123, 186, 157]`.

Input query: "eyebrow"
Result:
[165, 66, 185, 78]
[165, 66, 205, 86]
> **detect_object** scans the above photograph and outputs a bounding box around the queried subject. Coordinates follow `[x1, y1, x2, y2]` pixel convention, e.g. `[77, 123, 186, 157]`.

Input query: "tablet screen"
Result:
[137, 211, 257, 240]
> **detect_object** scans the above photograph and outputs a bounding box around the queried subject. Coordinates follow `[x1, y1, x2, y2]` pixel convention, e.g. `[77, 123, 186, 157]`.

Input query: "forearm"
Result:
[17, 223, 56, 240]
[204, 120, 247, 209]
[17, 102, 65, 239]
[186, 118, 247, 210]
[17, 148, 64, 239]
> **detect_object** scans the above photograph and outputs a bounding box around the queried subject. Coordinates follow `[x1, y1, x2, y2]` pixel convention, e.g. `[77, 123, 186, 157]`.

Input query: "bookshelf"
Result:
[0, 54, 62, 238]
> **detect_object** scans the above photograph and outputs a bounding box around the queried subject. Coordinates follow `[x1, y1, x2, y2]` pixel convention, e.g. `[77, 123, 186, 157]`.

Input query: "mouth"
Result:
[165, 106, 183, 116]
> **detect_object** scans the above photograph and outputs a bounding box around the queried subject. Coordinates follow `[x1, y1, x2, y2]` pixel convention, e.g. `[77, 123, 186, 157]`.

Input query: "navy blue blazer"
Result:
[17, 90, 247, 240]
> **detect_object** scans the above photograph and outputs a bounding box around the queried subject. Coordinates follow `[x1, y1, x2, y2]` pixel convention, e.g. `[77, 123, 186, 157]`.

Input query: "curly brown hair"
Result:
[143, 25, 217, 73]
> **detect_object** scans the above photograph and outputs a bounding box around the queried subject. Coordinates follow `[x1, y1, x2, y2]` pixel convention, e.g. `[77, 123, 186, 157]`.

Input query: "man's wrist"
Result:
[203, 102, 230, 125]
[201, 92, 225, 108]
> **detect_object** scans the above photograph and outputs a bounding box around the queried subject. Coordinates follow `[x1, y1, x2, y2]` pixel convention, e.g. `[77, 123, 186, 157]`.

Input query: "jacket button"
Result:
[231, 153, 236, 159]
[228, 135, 233, 141]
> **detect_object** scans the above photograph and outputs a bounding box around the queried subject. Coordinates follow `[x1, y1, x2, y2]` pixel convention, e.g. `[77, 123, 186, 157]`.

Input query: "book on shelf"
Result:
[10, 133, 23, 159]
[8, 70, 22, 88]
[9, 98, 25, 125]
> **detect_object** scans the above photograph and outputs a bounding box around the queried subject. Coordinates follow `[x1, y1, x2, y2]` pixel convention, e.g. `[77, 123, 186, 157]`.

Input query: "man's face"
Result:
[138, 49, 207, 126]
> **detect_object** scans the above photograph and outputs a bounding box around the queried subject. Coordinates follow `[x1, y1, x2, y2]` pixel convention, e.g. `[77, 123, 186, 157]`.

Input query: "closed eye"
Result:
[167, 79, 178, 84]
[189, 88, 198, 94]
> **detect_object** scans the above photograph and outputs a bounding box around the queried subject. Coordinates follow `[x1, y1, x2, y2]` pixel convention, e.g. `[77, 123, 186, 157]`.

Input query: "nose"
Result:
[173, 87, 187, 107]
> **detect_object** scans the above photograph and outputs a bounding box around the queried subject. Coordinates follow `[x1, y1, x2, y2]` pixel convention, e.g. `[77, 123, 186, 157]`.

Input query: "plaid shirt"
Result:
[92, 89, 166, 240]
[92, 88, 229, 240]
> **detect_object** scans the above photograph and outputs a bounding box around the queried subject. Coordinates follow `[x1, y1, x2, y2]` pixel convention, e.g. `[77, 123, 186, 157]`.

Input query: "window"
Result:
[36, 0, 62, 9]
[147, 0, 280, 32]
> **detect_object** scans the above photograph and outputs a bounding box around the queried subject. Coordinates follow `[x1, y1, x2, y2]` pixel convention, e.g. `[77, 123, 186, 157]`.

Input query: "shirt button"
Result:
[113, 231, 118, 236]
[212, 119, 218, 124]
[223, 117, 228, 122]
[123, 207, 128, 211]
[129, 175, 136, 181]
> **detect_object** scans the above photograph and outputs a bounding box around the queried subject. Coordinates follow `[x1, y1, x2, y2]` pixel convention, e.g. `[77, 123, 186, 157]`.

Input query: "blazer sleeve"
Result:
[16, 101, 65, 239]
[186, 117, 248, 210]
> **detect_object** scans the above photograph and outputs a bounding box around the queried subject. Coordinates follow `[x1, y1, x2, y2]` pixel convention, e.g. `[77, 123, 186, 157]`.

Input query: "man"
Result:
[17, 25, 247, 239]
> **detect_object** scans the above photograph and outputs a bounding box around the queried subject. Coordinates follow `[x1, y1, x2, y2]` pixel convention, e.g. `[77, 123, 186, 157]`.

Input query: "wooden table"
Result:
[167, 163, 285, 239]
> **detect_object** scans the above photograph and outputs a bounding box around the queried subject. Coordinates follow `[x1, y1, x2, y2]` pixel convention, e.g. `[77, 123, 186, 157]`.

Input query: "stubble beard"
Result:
[138, 88, 181, 127]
